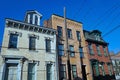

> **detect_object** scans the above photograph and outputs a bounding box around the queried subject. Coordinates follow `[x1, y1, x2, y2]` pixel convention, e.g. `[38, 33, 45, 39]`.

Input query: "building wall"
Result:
[0, 20, 57, 80]
[44, 15, 92, 80]
[111, 53, 120, 80]
[86, 41, 115, 80]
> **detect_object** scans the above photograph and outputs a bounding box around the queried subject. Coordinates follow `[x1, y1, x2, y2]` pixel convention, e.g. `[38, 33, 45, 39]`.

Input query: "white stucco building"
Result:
[0, 10, 58, 80]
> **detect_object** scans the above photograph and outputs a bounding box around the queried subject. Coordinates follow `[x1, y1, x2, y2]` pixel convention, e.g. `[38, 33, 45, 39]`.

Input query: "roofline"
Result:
[5, 18, 56, 32]
[52, 14, 83, 24]
[26, 10, 42, 17]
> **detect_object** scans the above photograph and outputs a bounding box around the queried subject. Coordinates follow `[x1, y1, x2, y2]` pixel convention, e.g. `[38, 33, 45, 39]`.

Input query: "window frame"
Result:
[69, 45, 75, 57]
[79, 47, 84, 58]
[88, 43, 94, 55]
[46, 39, 51, 52]
[57, 26, 63, 38]
[58, 44, 64, 56]
[76, 31, 81, 41]
[60, 64, 66, 79]
[67, 29, 72, 39]
[96, 44, 101, 56]
[29, 36, 36, 50]
[71, 65, 77, 78]
[8, 33, 18, 49]
[28, 63, 36, 80]
[46, 64, 52, 80]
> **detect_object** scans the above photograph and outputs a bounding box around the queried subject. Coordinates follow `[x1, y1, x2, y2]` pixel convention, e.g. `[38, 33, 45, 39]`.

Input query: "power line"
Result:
[102, 9, 120, 33]
[102, 25, 120, 37]
[91, 3, 119, 29]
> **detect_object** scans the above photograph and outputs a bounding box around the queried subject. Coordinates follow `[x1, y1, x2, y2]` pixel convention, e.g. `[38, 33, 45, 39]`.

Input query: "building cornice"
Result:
[6, 18, 56, 35]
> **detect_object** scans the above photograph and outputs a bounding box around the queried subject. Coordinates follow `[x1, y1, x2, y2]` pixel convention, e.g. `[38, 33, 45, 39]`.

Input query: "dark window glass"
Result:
[67, 29, 72, 39]
[28, 63, 36, 80]
[69, 45, 74, 57]
[79, 47, 84, 58]
[29, 37, 36, 50]
[72, 65, 77, 78]
[30, 14, 33, 24]
[47, 64, 52, 80]
[76, 31, 80, 40]
[96, 45, 101, 56]
[35, 15, 38, 25]
[8, 34, 18, 48]
[60, 64, 66, 79]
[58, 44, 64, 56]
[88, 43, 94, 55]
[46, 39, 51, 52]
[57, 26, 62, 37]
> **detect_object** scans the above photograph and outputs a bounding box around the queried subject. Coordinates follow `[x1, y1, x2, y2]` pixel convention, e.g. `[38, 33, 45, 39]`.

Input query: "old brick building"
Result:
[83, 30, 115, 80]
[44, 14, 92, 80]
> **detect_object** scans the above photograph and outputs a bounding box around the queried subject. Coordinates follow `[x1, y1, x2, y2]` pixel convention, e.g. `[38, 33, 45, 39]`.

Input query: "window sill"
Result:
[8, 48, 19, 51]
[29, 50, 38, 53]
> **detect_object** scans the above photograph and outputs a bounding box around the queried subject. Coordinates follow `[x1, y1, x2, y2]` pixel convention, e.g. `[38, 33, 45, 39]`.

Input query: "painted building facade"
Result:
[84, 30, 115, 80]
[44, 14, 92, 80]
[111, 53, 120, 80]
[0, 10, 58, 80]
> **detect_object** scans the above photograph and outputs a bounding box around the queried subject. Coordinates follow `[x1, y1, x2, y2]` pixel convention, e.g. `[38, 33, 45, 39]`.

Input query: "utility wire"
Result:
[91, 3, 119, 29]
[102, 9, 120, 33]
[102, 25, 120, 37]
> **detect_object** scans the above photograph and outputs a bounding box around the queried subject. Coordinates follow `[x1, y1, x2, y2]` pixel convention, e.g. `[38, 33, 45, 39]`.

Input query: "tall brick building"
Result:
[44, 14, 92, 80]
[83, 30, 115, 80]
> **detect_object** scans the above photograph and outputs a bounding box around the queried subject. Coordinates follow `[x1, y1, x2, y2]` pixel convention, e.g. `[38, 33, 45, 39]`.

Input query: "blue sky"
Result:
[0, 0, 120, 53]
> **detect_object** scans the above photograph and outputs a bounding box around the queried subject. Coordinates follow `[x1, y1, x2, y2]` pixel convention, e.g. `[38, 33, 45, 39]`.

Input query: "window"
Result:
[58, 44, 64, 56]
[96, 45, 101, 56]
[95, 34, 100, 41]
[103, 46, 108, 57]
[5, 64, 18, 80]
[76, 31, 81, 40]
[69, 45, 75, 57]
[88, 43, 94, 55]
[35, 15, 38, 25]
[8, 34, 18, 48]
[79, 47, 84, 58]
[107, 64, 112, 76]
[72, 65, 77, 78]
[67, 29, 72, 39]
[57, 26, 62, 37]
[92, 62, 99, 76]
[46, 39, 51, 52]
[30, 14, 33, 24]
[60, 64, 66, 79]
[28, 63, 36, 80]
[99, 64, 105, 76]
[29, 37, 36, 50]
[47, 64, 52, 80]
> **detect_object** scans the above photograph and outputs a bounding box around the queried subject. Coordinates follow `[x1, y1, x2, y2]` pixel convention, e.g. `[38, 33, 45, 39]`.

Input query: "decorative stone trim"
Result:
[8, 30, 22, 37]
[28, 34, 39, 40]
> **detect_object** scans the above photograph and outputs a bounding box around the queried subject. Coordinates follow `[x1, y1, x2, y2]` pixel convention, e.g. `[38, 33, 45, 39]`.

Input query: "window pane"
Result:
[9, 34, 18, 48]
[58, 44, 64, 56]
[79, 47, 84, 58]
[60, 64, 66, 79]
[35, 15, 38, 25]
[88, 44, 94, 54]
[96, 45, 101, 55]
[67, 29, 72, 38]
[5, 64, 18, 80]
[28, 63, 36, 80]
[29, 37, 36, 50]
[76, 31, 80, 40]
[46, 39, 51, 52]
[47, 64, 52, 80]
[69, 45, 74, 57]
[57, 26, 62, 37]
[72, 65, 77, 78]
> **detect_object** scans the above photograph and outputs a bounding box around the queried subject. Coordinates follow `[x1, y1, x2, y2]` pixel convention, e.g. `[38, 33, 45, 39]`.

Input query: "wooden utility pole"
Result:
[64, 7, 71, 80]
